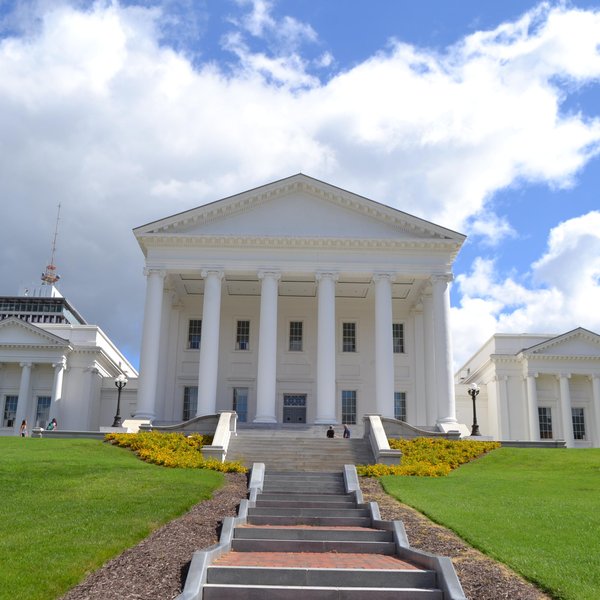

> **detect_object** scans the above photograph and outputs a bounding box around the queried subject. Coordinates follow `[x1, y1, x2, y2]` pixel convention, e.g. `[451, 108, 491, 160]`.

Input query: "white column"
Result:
[14, 362, 33, 434]
[422, 290, 437, 424]
[51, 359, 66, 424]
[558, 373, 574, 448]
[431, 275, 457, 426]
[590, 375, 600, 447]
[497, 375, 510, 440]
[135, 268, 166, 420]
[412, 303, 427, 425]
[526, 373, 539, 441]
[254, 271, 280, 423]
[196, 270, 224, 416]
[374, 273, 395, 418]
[315, 272, 337, 424]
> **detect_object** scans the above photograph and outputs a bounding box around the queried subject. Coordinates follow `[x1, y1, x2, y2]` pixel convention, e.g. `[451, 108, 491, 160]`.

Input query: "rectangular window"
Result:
[572, 407, 586, 440]
[341, 390, 357, 425]
[35, 396, 51, 428]
[3, 395, 18, 428]
[394, 391, 407, 421]
[188, 319, 202, 349]
[289, 321, 303, 351]
[393, 323, 405, 353]
[233, 387, 248, 423]
[183, 386, 198, 422]
[236, 320, 250, 350]
[342, 322, 356, 352]
[538, 407, 553, 439]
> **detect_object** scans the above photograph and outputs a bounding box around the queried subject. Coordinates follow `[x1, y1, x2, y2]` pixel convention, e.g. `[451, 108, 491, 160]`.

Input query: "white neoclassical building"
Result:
[134, 174, 469, 434]
[456, 328, 600, 448]
[0, 285, 136, 435]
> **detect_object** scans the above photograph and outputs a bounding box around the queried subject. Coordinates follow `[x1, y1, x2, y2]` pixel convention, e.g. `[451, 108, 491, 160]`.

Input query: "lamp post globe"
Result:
[468, 383, 481, 436]
[112, 374, 128, 428]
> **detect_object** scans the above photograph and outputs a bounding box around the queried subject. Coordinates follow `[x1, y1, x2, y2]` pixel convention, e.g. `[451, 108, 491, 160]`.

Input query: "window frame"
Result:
[288, 320, 303, 352]
[342, 322, 357, 353]
[35, 396, 51, 428]
[187, 319, 202, 350]
[394, 391, 407, 422]
[183, 386, 198, 422]
[538, 406, 553, 439]
[392, 323, 405, 354]
[3, 395, 18, 428]
[341, 390, 357, 425]
[235, 319, 251, 351]
[233, 387, 249, 423]
[571, 407, 586, 440]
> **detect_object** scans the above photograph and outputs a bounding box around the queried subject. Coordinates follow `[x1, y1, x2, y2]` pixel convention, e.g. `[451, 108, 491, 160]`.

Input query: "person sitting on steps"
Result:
[326, 426, 335, 438]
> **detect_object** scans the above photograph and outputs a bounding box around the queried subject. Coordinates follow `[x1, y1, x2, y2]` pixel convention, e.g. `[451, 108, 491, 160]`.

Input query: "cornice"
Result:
[524, 354, 600, 362]
[138, 234, 462, 253]
[0, 343, 71, 352]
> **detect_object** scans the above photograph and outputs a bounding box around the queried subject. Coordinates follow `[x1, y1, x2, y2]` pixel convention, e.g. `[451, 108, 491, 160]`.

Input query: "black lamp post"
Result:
[468, 383, 481, 436]
[112, 374, 128, 428]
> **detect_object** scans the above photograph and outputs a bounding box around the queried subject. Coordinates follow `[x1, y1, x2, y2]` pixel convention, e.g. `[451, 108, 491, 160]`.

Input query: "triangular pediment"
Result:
[524, 328, 600, 357]
[135, 174, 465, 248]
[0, 317, 70, 348]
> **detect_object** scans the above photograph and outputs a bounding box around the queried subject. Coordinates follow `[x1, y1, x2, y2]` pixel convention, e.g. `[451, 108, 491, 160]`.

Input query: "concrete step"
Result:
[202, 584, 443, 599]
[258, 493, 355, 503]
[231, 538, 397, 554]
[247, 515, 372, 527]
[261, 485, 347, 494]
[234, 527, 393, 542]
[206, 566, 436, 588]
[256, 499, 358, 510]
[248, 506, 369, 518]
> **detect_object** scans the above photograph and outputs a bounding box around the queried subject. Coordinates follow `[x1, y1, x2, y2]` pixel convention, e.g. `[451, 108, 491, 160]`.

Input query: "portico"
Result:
[134, 174, 467, 432]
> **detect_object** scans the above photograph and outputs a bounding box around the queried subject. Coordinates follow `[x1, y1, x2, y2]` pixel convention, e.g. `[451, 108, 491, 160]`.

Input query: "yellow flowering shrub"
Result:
[105, 431, 247, 473]
[357, 437, 500, 478]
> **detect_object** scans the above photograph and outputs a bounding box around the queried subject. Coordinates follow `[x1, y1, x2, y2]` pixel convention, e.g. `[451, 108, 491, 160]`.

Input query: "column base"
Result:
[133, 412, 155, 421]
[253, 416, 278, 424]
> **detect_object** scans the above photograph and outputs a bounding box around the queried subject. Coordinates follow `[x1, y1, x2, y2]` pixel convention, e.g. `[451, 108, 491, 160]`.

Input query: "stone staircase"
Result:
[227, 431, 374, 471]
[178, 468, 466, 599]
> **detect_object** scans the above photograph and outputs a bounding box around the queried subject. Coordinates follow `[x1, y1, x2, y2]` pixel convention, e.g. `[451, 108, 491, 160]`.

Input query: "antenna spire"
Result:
[41, 203, 62, 286]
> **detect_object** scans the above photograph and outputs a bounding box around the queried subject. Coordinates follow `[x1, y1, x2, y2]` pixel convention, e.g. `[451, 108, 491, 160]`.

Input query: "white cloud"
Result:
[452, 211, 600, 367]
[1, 1, 600, 365]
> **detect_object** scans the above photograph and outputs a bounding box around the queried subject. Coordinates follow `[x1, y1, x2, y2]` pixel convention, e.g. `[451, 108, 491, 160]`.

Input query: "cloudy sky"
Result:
[1, 0, 600, 370]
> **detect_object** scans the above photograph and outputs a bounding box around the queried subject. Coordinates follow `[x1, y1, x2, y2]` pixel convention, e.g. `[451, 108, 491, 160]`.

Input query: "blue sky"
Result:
[1, 0, 599, 370]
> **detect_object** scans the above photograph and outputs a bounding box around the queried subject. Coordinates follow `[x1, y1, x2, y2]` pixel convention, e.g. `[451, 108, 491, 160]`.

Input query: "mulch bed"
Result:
[62, 472, 550, 600]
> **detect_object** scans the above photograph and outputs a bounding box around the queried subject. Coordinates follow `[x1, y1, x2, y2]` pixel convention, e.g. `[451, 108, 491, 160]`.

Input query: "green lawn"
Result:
[381, 447, 600, 600]
[0, 437, 225, 600]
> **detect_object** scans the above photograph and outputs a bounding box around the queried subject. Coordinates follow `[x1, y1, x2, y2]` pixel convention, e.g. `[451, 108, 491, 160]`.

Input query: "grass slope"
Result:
[382, 447, 600, 600]
[0, 437, 224, 600]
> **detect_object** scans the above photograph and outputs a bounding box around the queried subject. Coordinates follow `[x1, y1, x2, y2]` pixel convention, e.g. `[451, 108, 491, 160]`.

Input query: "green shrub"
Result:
[105, 431, 247, 473]
[357, 437, 500, 477]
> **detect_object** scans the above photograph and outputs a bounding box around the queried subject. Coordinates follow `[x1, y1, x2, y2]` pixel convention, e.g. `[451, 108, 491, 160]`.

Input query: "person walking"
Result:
[343, 425, 351, 438]
[19, 419, 28, 437]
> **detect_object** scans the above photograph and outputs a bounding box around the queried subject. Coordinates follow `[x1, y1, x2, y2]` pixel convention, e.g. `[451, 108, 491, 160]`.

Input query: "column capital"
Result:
[315, 271, 339, 282]
[52, 359, 67, 370]
[258, 270, 281, 281]
[588, 374, 600, 382]
[373, 272, 396, 282]
[524, 371, 538, 380]
[143, 267, 167, 278]
[430, 273, 454, 285]
[19, 362, 33, 369]
[556, 372, 571, 380]
[201, 269, 224, 280]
